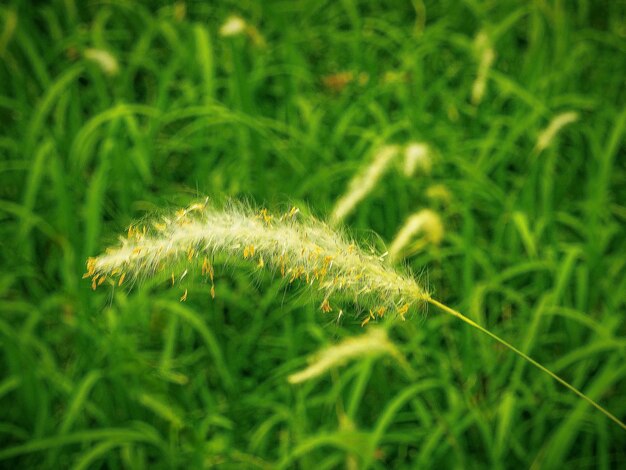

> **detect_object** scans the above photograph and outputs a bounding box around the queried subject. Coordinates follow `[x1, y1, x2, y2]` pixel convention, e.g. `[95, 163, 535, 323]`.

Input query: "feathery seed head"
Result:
[287, 327, 405, 384]
[219, 15, 265, 47]
[84, 48, 119, 76]
[219, 15, 247, 37]
[86, 201, 430, 321]
[330, 145, 400, 224]
[403, 142, 432, 176]
[471, 32, 495, 105]
[536, 111, 579, 152]
[388, 209, 444, 263]
[426, 184, 452, 205]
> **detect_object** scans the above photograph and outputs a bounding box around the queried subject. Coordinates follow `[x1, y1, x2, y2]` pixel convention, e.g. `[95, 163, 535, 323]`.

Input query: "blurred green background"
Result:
[1, 0, 626, 468]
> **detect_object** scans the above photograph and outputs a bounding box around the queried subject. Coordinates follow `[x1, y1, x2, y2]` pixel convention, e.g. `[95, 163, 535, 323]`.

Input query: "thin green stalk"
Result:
[427, 298, 626, 431]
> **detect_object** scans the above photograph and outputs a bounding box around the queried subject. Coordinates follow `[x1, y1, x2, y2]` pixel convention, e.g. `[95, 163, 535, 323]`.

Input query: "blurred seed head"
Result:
[388, 209, 444, 264]
[287, 327, 407, 384]
[220, 15, 247, 37]
[426, 184, 452, 206]
[403, 142, 431, 176]
[84, 48, 119, 76]
[471, 31, 495, 105]
[219, 15, 265, 47]
[536, 111, 579, 152]
[330, 145, 400, 224]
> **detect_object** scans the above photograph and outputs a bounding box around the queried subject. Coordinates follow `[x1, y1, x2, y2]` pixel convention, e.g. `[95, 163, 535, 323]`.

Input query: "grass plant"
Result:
[86, 201, 626, 432]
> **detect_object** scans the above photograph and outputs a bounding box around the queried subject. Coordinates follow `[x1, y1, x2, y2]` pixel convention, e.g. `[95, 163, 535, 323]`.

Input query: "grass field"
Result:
[1, 1, 626, 468]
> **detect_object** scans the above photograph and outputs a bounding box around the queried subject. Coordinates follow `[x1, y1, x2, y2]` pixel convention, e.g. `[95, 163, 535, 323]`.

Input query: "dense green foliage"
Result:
[1, 0, 626, 468]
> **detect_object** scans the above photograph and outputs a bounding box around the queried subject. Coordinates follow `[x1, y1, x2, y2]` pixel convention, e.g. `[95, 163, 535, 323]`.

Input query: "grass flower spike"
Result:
[219, 15, 247, 37]
[87, 200, 429, 318]
[536, 111, 579, 152]
[403, 142, 431, 177]
[426, 184, 452, 206]
[330, 145, 399, 224]
[471, 31, 495, 105]
[84, 48, 119, 76]
[288, 327, 408, 384]
[387, 209, 443, 263]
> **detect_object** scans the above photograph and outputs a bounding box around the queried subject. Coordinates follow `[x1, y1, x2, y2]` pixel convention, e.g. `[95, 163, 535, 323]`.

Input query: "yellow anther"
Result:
[289, 266, 305, 283]
[84, 258, 96, 278]
[397, 304, 409, 319]
[258, 208, 273, 225]
[243, 244, 255, 259]
[201, 257, 215, 280]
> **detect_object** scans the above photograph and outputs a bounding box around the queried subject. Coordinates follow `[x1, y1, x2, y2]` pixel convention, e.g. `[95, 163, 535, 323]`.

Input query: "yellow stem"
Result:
[427, 298, 626, 431]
